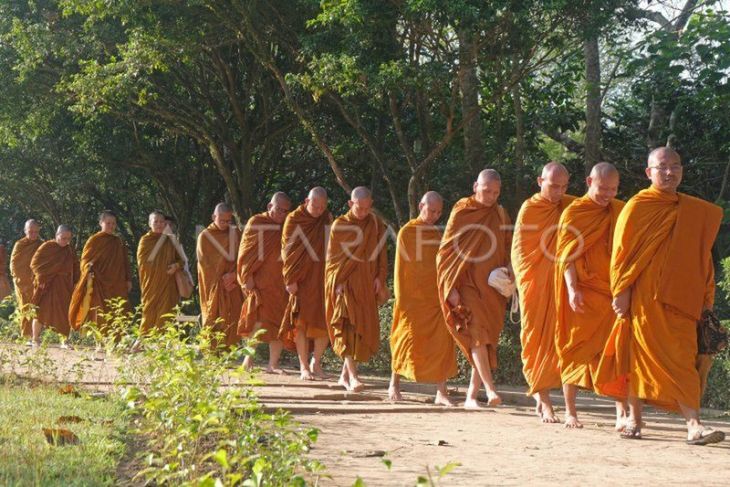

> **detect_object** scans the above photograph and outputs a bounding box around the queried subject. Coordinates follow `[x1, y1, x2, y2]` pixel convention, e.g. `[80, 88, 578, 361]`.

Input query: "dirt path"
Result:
[4, 344, 729, 486]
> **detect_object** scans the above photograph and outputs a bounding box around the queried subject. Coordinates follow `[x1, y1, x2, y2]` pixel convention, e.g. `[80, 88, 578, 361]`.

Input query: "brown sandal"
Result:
[687, 429, 725, 446]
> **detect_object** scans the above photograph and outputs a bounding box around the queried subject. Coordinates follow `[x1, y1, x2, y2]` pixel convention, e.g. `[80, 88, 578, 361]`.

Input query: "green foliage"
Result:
[114, 321, 325, 485]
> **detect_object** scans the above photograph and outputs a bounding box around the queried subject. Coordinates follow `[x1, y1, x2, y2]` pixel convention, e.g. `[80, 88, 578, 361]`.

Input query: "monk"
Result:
[137, 211, 182, 335]
[30, 225, 79, 347]
[389, 191, 457, 406]
[197, 203, 243, 348]
[10, 219, 43, 338]
[280, 187, 333, 380]
[554, 163, 627, 429]
[325, 186, 388, 392]
[596, 147, 725, 445]
[238, 192, 292, 372]
[68, 210, 132, 336]
[0, 243, 11, 301]
[437, 170, 513, 409]
[512, 162, 574, 422]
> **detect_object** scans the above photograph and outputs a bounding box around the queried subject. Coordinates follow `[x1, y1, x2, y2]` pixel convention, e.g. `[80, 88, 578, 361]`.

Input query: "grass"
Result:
[0, 383, 127, 486]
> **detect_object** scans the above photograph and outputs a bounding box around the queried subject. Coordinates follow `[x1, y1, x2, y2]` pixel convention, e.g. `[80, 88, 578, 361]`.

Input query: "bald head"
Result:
[268, 191, 291, 224]
[149, 210, 167, 234]
[538, 161, 570, 203]
[587, 163, 619, 207]
[473, 169, 502, 206]
[212, 202, 234, 230]
[348, 186, 373, 220]
[305, 186, 328, 218]
[55, 225, 73, 247]
[24, 219, 40, 241]
[646, 147, 683, 193]
[418, 191, 443, 225]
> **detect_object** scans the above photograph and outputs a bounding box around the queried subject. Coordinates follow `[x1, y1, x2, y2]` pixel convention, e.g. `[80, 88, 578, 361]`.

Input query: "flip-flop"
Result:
[620, 425, 642, 439]
[687, 429, 725, 446]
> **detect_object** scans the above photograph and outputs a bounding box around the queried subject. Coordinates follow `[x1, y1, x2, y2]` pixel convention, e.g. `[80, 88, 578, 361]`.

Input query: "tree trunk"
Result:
[584, 35, 601, 175]
[458, 28, 484, 172]
[512, 82, 526, 207]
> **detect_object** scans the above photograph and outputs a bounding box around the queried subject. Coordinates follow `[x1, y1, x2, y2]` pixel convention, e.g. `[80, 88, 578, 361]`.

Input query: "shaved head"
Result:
[305, 186, 328, 218]
[24, 219, 40, 241]
[589, 162, 619, 179]
[351, 186, 372, 201]
[268, 191, 292, 224]
[646, 147, 683, 193]
[418, 191, 443, 225]
[308, 186, 328, 200]
[348, 186, 373, 220]
[56, 224, 72, 236]
[148, 210, 167, 234]
[55, 225, 73, 247]
[586, 162, 619, 207]
[477, 169, 501, 184]
[538, 161, 570, 203]
[214, 202, 233, 215]
[474, 169, 502, 206]
[99, 210, 118, 234]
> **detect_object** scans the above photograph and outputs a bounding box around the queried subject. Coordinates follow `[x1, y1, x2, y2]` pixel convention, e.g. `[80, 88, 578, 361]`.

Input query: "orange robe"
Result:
[68, 232, 132, 332]
[512, 194, 576, 395]
[237, 212, 290, 347]
[10, 237, 43, 337]
[197, 223, 243, 347]
[325, 211, 388, 362]
[436, 197, 512, 368]
[595, 187, 721, 412]
[0, 245, 11, 301]
[554, 196, 624, 389]
[279, 204, 333, 342]
[30, 241, 79, 337]
[391, 219, 457, 382]
[137, 232, 181, 333]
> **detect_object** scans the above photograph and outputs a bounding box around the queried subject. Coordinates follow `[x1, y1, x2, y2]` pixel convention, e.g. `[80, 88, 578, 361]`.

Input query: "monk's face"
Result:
[473, 179, 501, 207]
[538, 171, 569, 204]
[149, 214, 167, 234]
[305, 196, 328, 218]
[586, 174, 619, 207]
[348, 197, 373, 220]
[645, 152, 682, 192]
[418, 200, 443, 225]
[100, 216, 117, 234]
[56, 231, 72, 248]
[25, 224, 40, 241]
[213, 211, 233, 231]
[268, 199, 291, 224]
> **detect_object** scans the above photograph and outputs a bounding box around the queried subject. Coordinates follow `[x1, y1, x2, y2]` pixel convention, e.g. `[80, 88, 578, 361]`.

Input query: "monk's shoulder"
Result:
[679, 192, 723, 219]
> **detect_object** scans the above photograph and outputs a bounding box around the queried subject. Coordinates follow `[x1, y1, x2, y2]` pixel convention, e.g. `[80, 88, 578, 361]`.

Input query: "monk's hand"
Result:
[612, 289, 631, 318]
[222, 272, 236, 290]
[166, 262, 179, 275]
[373, 278, 382, 295]
[568, 285, 585, 313]
[286, 282, 298, 295]
[336, 284, 344, 295]
[126, 281, 132, 292]
[447, 288, 461, 307]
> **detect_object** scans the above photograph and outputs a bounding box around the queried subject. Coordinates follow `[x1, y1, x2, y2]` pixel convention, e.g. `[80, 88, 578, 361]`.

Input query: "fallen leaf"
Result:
[42, 428, 80, 446]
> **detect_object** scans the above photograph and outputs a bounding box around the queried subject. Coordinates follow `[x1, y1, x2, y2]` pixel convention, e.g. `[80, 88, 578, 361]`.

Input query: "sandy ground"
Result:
[4, 344, 730, 486]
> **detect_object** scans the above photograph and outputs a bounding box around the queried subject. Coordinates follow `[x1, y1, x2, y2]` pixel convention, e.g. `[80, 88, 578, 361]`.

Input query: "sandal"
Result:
[687, 428, 725, 446]
[620, 424, 642, 439]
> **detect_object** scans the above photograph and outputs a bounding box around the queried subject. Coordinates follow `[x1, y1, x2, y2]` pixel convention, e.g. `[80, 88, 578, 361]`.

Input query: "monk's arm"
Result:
[376, 224, 388, 290]
[564, 263, 585, 313]
[73, 254, 81, 284]
[9, 245, 20, 281]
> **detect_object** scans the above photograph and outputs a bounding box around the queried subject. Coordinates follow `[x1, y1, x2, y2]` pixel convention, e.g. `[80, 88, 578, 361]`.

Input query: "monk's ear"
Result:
[644, 167, 652, 180]
[267, 202, 273, 211]
[585, 176, 592, 188]
[347, 200, 354, 209]
[536, 176, 543, 187]
[304, 198, 310, 206]
[418, 202, 425, 212]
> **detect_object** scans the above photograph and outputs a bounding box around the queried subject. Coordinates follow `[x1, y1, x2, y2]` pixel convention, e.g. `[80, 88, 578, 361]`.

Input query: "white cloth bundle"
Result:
[487, 266, 516, 297]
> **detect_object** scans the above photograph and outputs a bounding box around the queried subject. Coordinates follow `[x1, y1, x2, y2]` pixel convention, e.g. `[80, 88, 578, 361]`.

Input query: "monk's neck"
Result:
[537, 193, 561, 205]
[650, 184, 678, 195]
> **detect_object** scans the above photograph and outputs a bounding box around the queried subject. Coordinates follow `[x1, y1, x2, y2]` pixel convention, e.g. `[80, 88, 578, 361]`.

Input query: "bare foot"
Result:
[540, 405, 560, 424]
[615, 416, 629, 432]
[310, 360, 328, 379]
[534, 400, 542, 417]
[337, 375, 350, 391]
[486, 392, 502, 407]
[564, 414, 583, 429]
[300, 369, 315, 381]
[242, 356, 254, 371]
[434, 391, 455, 407]
[348, 378, 365, 393]
[464, 399, 488, 410]
[265, 366, 285, 375]
[687, 426, 725, 445]
[388, 387, 403, 402]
